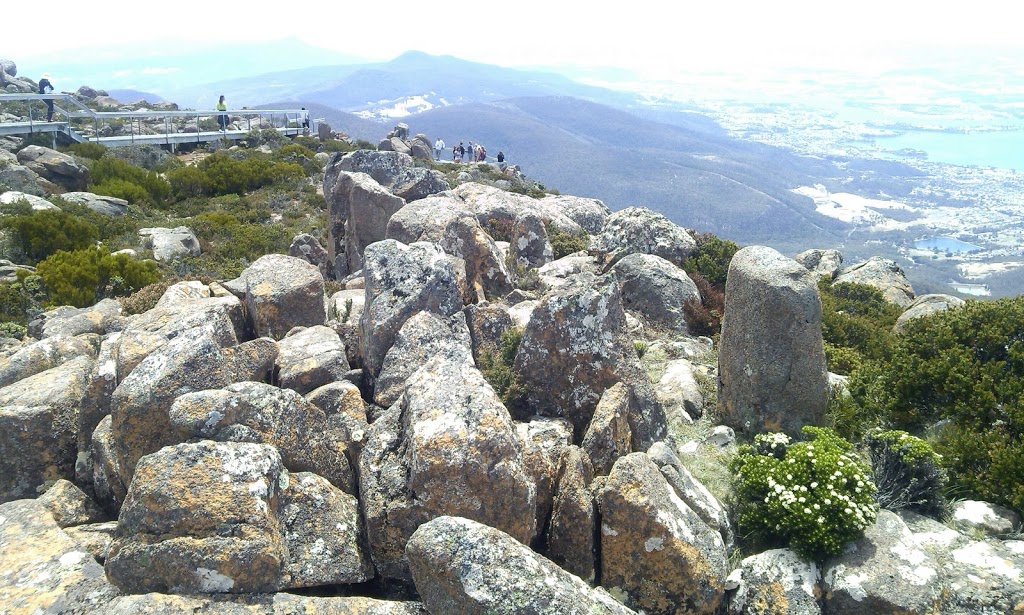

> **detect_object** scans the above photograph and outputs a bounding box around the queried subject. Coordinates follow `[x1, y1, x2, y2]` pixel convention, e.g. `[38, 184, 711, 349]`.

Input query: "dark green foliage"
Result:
[0, 321, 26, 339]
[545, 223, 589, 259]
[477, 327, 527, 406]
[62, 142, 107, 160]
[275, 144, 322, 175]
[53, 199, 140, 250]
[818, 280, 901, 375]
[683, 232, 739, 287]
[89, 156, 171, 206]
[847, 297, 1024, 514]
[0, 207, 99, 264]
[35, 247, 160, 308]
[192, 211, 289, 263]
[730, 427, 878, 561]
[0, 279, 34, 326]
[166, 152, 304, 198]
[682, 271, 724, 337]
[865, 430, 947, 516]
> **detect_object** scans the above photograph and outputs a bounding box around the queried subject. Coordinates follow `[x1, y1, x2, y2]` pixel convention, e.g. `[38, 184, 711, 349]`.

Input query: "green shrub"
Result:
[819, 280, 901, 373]
[546, 223, 589, 259]
[730, 426, 878, 560]
[684, 232, 739, 287]
[63, 142, 107, 160]
[91, 178, 150, 205]
[682, 271, 724, 338]
[165, 165, 208, 199]
[35, 247, 160, 308]
[0, 321, 26, 339]
[0, 280, 33, 326]
[167, 153, 304, 198]
[846, 297, 1024, 514]
[477, 327, 526, 406]
[89, 157, 171, 205]
[864, 430, 947, 516]
[0, 208, 99, 264]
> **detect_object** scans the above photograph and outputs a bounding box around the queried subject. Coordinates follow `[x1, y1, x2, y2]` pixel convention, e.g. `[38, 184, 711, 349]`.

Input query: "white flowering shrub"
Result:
[730, 426, 878, 560]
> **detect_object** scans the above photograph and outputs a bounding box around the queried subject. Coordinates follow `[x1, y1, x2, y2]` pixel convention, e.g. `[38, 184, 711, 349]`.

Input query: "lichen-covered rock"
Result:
[138, 226, 201, 262]
[0, 333, 96, 388]
[223, 254, 327, 340]
[331, 149, 449, 202]
[612, 252, 699, 332]
[0, 189, 57, 210]
[373, 311, 473, 408]
[359, 356, 536, 581]
[37, 479, 105, 528]
[940, 538, 1024, 614]
[726, 548, 822, 615]
[547, 446, 597, 582]
[464, 302, 515, 365]
[512, 272, 666, 448]
[950, 499, 1022, 538]
[359, 240, 465, 382]
[510, 210, 553, 270]
[592, 206, 697, 268]
[275, 325, 350, 395]
[449, 182, 583, 238]
[169, 381, 354, 494]
[600, 452, 728, 614]
[795, 248, 843, 279]
[64, 521, 117, 564]
[28, 298, 124, 339]
[655, 358, 705, 432]
[105, 441, 288, 594]
[0, 355, 93, 503]
[329, 288, 366, 325]
[77, 332, 121, 488]
[540, 194, 611, 234]
[279, 472, 373, 588]
[288, 232, 332, 280]
[717, 246, 828, 437]
[385, 194, 471, 245]
[516, 417, 573, 544]
[16, 145, 89, 191]
[0, 499, 119, 613]
[407, 516, 633, 615]
[835, 256, 916, 308]
[60, 191, 129, 216]
[822, 510, 942, 615]
[323, 169, 407, 277]
[104, 592, 427, 613]
[894, 293, 966, 333]
[439, 214, 513, 301]
[647, 441, 731, 544]
[538, 254, 602, 290]
[581, 382, 632, 477]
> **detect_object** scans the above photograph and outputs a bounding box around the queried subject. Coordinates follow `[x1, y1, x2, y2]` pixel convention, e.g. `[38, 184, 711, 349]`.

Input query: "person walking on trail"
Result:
[216, 95, 228, 130]
[38, 74, 54, 122]
[434, 137, 445, 161]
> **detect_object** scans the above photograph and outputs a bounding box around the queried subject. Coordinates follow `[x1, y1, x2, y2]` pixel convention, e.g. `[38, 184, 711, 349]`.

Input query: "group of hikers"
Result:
[433, 137, 505, 166]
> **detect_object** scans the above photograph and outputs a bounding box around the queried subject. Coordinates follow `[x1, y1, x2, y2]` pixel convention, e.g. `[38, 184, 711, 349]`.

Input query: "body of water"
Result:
[875, 130, 1024, 171]
[914, 236, 983, 253]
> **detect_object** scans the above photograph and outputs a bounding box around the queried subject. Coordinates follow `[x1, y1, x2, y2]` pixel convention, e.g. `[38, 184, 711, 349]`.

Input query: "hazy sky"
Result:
[5, 0, 1018, 79]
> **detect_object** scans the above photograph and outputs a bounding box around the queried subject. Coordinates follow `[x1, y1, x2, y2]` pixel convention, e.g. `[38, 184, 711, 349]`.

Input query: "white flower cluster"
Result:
[763, 433, 791, 449]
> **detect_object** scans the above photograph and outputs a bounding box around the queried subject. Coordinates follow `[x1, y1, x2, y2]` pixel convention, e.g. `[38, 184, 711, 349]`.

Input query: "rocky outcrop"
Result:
[726, 549, 821, 615]
[330, 149, 449, 202]
[274, 325, 350, 395]
[28, 298, 124, 339]
[60, 191, 129, 216]
[0, 190, 58, 210]
[16, 145, 89, 191]
[138, 226, 200, 261]
[546, 445, 597, 582]
[718, 246, 829, 437]
[593, 206, 697, 268]
[407, 516, 632, 615]
[795, 248, 843, 279]
[893, 293, 965, 332]
[835, 256, 916, 308]
[324, 169, 407, 277]
[612, 252, 699, 332]
[439, 214, 513, 300]
[223, 254, 327, 340]
[288, 233, 332, 280]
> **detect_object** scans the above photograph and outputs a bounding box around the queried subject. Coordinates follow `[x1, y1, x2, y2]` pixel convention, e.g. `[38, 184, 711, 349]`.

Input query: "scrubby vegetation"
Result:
[35, 247, 160, 308]
[680, 231, 737, 338]
[477, 327, 527, 406]
[865, 429, 947, 516]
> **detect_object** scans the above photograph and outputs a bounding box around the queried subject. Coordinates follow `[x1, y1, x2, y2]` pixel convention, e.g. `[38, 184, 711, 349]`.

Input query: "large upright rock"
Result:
[547, 445, 597, 582]
[593, 206, 697, 268]
[359, 356, 536, 581]
[105, 441, 289, 594]
[386, 194, 471, 245]
[329, 149, 449, 201]
[323, 169, 406, 277]
[439, 214, 513, 301]
[274, 325, 349, 395]
[223, 254, 327, 339]
[16, 145, 89, 191]
[718, 246, 828, 437]
[835, 256, 916, 308]
[612, 252, 700, 332]
[407, 516, 632, 615]
[600, 452, 728, 614]
[512, 273, 666, 448]
[360, 240, 465, 381]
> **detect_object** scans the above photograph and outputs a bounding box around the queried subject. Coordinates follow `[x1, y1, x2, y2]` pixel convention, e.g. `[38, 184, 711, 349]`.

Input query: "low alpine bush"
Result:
[730, 426, 878, 560]
[865, 429, 947, 516]
[35, 247, 160, 308]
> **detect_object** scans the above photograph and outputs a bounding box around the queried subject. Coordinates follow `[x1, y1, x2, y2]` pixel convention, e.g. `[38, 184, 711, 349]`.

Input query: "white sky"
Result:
[4, 0, 1020, 78]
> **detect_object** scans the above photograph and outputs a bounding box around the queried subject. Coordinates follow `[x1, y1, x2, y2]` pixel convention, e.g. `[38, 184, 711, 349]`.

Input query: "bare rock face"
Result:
[950, 500, 1021, 538]
[449, 183, 584, 238]
[28, 298, 124, 339]
[104, 593, 427, 613]
[359, 356, 536, 581]
[647, 442, 731, 544]
[600, 452, 728, 615]
[822, 510, 942, 615]
[280, 472, 373, 588]
[16, 145, 89, 191]
[138, 226, 201, 262]
[359, 240, 466, 382]
[612, 252, 699, 332]
[275, 325, 350, 395]
[406, 516, 633, 615]
[516, 417, 573, 545]
[893, 293, 965, 333]
[223, 254, 327, 340]
[655, 358, 705, 431]
[0, 354, 93, 503]
[463, 302, 515, 365]
[373, 311, 473, 408]
[0, 333, 97, 388]
[330, 149, 449, 202]
[510, 210, 553, 270]
[512, 272, 667, 449]
[0, 499, 119, 613]
[386, 194, 471, 245]
[547, 445, 597, 582]
[105, 441, 289, 594]
[540, 194, 612, 234]
[440, 215, 513, 301]
[835, 256, 916, 308]
[795, 248, 843, 279]
[60, 191, 129, 216]
[168, 381, 354, 494]
[288, 232, 332, 280]
[37, 478, 105, 528]
[592, 206, 697, 268]
[717, 246, 829, 437]
[323, 169, 406, 277]
[726, 548, 822, 615]
[581, 382, 632, 477]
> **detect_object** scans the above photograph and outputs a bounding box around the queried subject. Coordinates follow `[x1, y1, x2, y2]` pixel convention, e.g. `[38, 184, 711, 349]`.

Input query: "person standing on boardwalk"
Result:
[38, 74, 54, 121]
[434, 137, 445, 161]
[216, 95, 228, 130]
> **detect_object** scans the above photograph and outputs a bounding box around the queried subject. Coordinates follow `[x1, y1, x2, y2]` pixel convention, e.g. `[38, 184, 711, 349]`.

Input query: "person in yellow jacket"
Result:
[216, 95, 228, 130]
